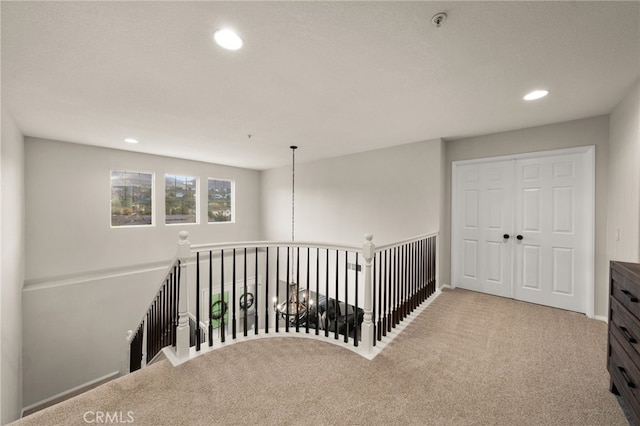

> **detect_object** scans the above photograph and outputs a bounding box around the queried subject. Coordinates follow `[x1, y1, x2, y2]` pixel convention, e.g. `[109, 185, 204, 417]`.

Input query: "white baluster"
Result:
[362, 233, 375, 353]
[176, 231, 191, 359]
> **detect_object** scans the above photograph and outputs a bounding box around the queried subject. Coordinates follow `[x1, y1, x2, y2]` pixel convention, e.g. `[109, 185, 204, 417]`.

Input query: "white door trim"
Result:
[451, 146, 595, 318]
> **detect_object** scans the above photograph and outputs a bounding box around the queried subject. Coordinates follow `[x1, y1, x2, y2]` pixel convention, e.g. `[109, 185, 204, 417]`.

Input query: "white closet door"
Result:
[452, 147, 594, 315]
[453, 160, 514, 299]
[513, 153, 589, 312]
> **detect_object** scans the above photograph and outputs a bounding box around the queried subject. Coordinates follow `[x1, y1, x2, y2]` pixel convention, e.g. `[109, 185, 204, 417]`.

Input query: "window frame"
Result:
[110, 170, 155, 228]
[207, 177, 235, 224]
[164, 173, 200, 226]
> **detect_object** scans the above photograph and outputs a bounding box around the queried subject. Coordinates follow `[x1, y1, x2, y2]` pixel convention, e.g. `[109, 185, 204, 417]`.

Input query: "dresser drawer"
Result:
[611, 267, 640, 320]
[609, 333, 640, 420]
[611, 297, 640, 368]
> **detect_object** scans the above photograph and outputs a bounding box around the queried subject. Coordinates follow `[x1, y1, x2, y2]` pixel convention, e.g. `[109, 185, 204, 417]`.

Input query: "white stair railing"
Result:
[128, 231, 437, 370]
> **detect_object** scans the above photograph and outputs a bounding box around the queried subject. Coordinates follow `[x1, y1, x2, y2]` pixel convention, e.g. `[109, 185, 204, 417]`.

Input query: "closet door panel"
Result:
[453, 161, 513, 298]
[513, 153, 587, 313]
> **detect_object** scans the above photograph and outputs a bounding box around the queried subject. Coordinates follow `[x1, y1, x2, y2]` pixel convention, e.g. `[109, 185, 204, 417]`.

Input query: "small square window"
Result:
[111, 171, 153, 227]
[165, 174, 198, 224]
[208, 179, 234, 223]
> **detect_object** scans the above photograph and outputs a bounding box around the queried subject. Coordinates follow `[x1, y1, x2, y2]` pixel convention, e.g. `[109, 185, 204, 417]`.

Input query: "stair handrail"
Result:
[126, 253, 181, 373]
[173, 232, 378, 359]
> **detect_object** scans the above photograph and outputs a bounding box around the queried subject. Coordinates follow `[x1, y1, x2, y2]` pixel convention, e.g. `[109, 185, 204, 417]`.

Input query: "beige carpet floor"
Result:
[13, 288, 629, 425]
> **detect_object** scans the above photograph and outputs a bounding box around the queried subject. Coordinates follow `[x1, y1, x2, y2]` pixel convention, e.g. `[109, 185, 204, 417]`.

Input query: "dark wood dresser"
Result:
[609, 260, 640, 425]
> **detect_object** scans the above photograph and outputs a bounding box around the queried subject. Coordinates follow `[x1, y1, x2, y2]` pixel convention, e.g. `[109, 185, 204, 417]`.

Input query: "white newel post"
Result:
[125, 330, 133, 374]
[176, 231, 191, 359]
[362, 233, 375, 353]
[141, 316, 147, 368]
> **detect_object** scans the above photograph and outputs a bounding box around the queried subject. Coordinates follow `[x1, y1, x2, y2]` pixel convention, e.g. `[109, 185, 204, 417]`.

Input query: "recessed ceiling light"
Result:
[213, 28, 243, 50]
[523, 89, 549, 101]
[124, 138, 139, 144]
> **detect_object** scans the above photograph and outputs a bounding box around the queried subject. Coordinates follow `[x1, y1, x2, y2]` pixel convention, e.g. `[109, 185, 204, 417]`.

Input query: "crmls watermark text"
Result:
[83, 411, 134, 424]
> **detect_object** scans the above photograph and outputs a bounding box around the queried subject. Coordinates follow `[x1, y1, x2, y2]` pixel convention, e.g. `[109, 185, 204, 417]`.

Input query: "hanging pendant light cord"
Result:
[290, 146, 297, 242]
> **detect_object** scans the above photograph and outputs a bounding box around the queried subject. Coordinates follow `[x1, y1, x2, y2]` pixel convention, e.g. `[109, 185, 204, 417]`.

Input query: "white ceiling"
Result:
[2, 1, 639, 170]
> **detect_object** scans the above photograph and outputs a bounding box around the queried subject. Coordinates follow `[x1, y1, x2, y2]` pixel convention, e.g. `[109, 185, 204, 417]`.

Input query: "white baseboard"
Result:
[594, 314, 608, 323]
[21, 371, 120, 418]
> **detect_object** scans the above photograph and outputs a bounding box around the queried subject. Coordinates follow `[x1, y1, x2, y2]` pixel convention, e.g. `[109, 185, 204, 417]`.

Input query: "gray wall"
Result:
[444, 116, 610, 317]
[22, 139, 262, 408]
[1, 106, 25, 424]
[260, 138, 444, 247]
[608, 80, 640, 263]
